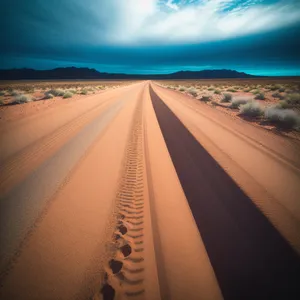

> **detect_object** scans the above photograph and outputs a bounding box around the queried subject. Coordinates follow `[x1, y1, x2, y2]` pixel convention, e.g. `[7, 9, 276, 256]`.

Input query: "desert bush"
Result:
[63, 92, 73, 98]
[214, 89, 221, 94]
[208, 87, 214, 91]
[276, 100, 290, 109]
[0, 91, 5, 96]
[187, 87, 198, 97]
[279, 87, 285, 92]
[239, 101, 264, 117]
[80, 89, 88, 95]
[264, 107, 300, 129]
[0, 98, 4, 105]
[10, 90, 19, 96]
[272, 92, 283, 99]
[12, 94, 32, 104]
[68, 89, 77, 94]
[221, 93, 232, 103]
[251, 89, 260, 95]
[255, 93, 265, 100]
[43, 93, 54, 99]
[286, 93, 300, 105]
[243, 88, 251, 92]
[179, 86, 186, 92]
[199, 95, 211, 102]
[227, 88, 237, 92]
[46, 89, 65, 97]
[230, 96, 252, 109]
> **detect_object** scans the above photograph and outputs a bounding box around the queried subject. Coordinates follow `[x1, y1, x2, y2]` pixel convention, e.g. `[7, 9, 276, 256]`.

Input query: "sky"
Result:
[1, 0, 300, 75]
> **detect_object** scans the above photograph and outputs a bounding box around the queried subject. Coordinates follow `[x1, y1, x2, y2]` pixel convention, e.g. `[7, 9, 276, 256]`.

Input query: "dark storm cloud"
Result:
[1, 0, 300, 75]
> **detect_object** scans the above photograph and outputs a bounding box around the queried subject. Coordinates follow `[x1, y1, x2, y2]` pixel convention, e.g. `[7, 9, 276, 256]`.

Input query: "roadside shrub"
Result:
[255, 93, 265, 100]
[286, 93, 300, 105]
[208, 87, 214, 91]
[279, 87, 285, 92]
[63, 92, 73, 98]
[0, 91, 5, 96]
[43, 92, 54, 99]
[187, 87, 198, 97]
[12, 94, 32, 104]
[199, 95, 211, 102]
[243, 88, 251, 92]
[251, 89, 260, 95]
[239, 101, 264, 117]
[276, 100, 290, 109]
[179, 86, 186, 92]
[265, 107, 300, 129]
[227, 88, 237, 92]
[230, 96, 252, 109]
[46, 89, 64, 97]
[80, 89, 88, 95]
[214, 89, 221, 94]
[0, 98, 4, 105]
[272, 92, 283, 99]
[10, 90, 19, 96]
[221, 93, 232, 103]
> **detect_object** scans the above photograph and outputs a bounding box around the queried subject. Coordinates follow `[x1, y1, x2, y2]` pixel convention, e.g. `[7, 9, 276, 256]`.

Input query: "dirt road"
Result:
[0, 81, 299, 300]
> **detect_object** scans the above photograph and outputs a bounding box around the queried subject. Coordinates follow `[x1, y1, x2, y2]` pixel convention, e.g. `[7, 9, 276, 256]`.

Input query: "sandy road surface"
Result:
[0, 81, 299, 300]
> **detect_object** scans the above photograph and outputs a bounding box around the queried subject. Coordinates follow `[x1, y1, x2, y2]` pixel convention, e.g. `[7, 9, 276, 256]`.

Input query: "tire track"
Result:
[92, 98, 147, 300]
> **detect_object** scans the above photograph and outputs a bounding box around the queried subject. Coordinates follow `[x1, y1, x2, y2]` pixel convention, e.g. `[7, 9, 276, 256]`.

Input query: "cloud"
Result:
[112, 0, 300, 45]
[1, 0, 300, 51]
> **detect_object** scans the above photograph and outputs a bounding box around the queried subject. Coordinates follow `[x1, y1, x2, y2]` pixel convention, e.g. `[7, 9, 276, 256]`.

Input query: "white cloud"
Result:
[165, 0, 179, 10]
[99, 0, 300, 45]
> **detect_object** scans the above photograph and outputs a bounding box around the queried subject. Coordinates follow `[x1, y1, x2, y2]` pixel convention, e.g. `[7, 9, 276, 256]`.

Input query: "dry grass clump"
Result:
[221, 93, 232, 103]
[46, 89, 65, 97]
[230, 96, 252, 109]
[254, 93, 265, 100]
[226, 87, 237, 92]
[80, 89, 88, 95]
[63, 92, 73, 98]
[265, 107, 300, 129]
[276, 100, 290, 109]
[286, 93, 300, 105]
[12, 94, 32, 104]
[199, 95, 212, 102]
[239, 101, 264, 117]
[187, 87, 198, 97]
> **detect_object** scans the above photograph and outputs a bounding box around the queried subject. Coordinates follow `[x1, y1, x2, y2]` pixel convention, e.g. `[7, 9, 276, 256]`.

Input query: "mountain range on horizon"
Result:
[0, 67, 262, 80]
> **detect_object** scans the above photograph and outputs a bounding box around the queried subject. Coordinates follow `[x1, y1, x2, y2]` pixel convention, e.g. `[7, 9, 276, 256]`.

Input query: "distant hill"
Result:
[0, 67, 257, 80]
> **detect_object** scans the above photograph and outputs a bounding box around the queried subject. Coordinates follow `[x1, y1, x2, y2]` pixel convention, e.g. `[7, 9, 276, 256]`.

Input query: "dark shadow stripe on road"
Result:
[149, 85, 300, 300]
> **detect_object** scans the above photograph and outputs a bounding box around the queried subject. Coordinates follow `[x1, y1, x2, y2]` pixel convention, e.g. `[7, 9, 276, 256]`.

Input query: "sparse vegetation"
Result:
[12, 94, 32, 104]
[187, 87, 198, 97]
[227, 88, 237, 92]
[286, 93, 300, 105]
[214, 89, 221, 94]
[239, 101, 264, 117]
[255, 93, 265, 100]
[80, 89, 88, 95]
[199, 95, 211, 102]
[276, 100, 289, 109]
[46, 89, 65, 97]
[265, 107, 300, 129]
[63, 92, 73, 98]
[221, 93, 232, 103]
[230, 96, 252, 109]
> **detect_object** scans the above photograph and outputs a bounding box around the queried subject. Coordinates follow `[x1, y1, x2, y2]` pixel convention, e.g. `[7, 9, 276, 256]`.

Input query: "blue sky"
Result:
[1, 0, 300, 75]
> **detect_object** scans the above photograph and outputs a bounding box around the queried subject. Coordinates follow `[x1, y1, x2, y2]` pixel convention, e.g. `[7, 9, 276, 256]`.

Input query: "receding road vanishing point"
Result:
[1, 81, 300, 300]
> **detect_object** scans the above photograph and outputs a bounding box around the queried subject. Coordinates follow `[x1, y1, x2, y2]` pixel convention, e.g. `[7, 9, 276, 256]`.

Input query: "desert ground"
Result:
[0, 80, 300, 300]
